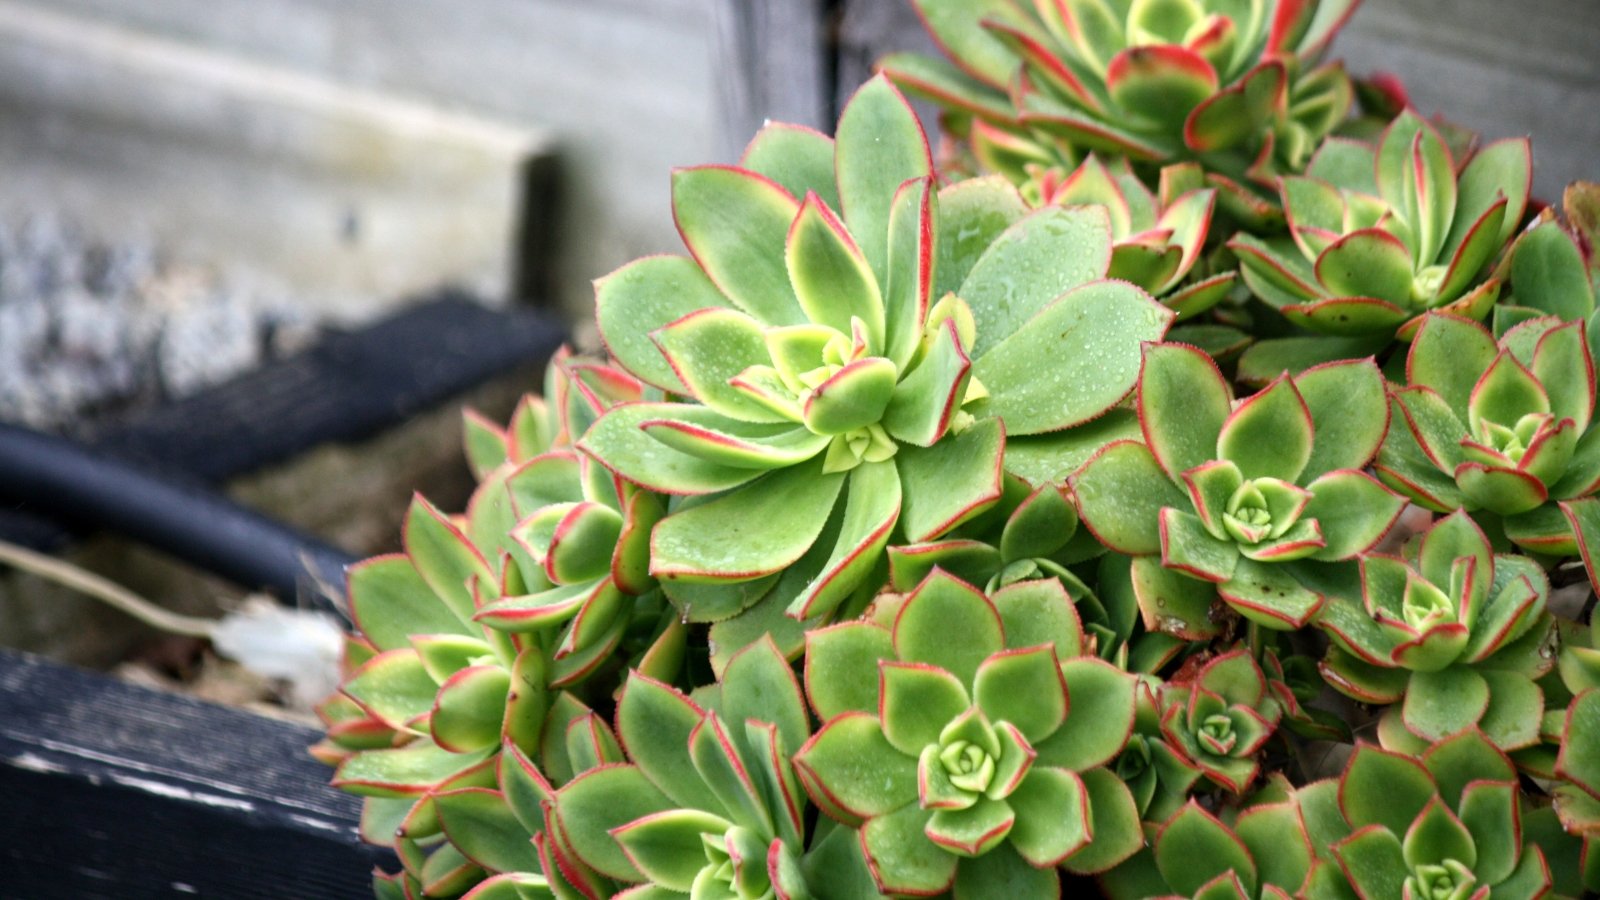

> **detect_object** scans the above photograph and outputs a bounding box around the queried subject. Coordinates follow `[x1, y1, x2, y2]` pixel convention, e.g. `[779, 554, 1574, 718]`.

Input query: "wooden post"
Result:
[710, 0, 831, 160]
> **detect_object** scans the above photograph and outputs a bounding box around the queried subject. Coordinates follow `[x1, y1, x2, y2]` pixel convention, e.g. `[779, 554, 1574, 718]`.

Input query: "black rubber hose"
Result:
[0, 423, 354, 616]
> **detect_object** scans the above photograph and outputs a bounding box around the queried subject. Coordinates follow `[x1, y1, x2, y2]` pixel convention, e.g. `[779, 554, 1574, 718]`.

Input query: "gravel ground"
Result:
[0, 216, 321, 432]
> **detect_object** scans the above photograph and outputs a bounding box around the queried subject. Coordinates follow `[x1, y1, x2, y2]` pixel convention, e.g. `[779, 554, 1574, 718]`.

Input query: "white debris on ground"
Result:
[0, 215, 320, 431]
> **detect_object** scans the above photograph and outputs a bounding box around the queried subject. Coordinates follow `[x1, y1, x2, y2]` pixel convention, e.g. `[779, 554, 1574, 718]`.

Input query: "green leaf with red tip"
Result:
[1235, 803, 1314, 893]
[999, 484, 1079, 564]
[975, 279, 1174, 434]
[419, 843, 483, 896]
[1131, 553, 1224, 639]
[795, 713, 916, 821]
[934, 176, 1030, 299]
[1185, 62, 1285, 152]
[883, 320, 971, 447]
[859, 804, 956, 894]
[1408, 315, 1499, 420]
[1533, 321, 1596, 431]
[334, 745, 494, 799]
[973, 646, 1068, 742]
[554, 765, 674, 881]
[1061, 766, 1144, 874]
[1036, 658, 1137, 772]
[835, 76, 933, 289]
[1071, 440, 1188, 555]
[434, 789, 540, 875]
[1139, 342, 1232, 478]
[1107, 45, 1218, 128]
[672, 166, 804, 326]
[960, 206, 1113, 359]
[800, 358, 898, 435]
[1403, 667, 1490, 741]
[1475, 670, 1543, 750]
[1313, 229, 1415, 306]
[616, 674, 722, 813]
[997, 767, 1087, 866]
[1162, 507, 1243, 581]
[686, 714, 771, 835]
[1456, 464, 1548, 515]
[1303, 470, 1405, 561]
[1217, 377, 1314, 482]
[432, 666, 511, 754]
[719, 636, 809, 755]
[579, 403, 766, 496]
[990, 578, 1085, 659]
[1155, 803, 1257, 897]
[884, 177, 938, 368]
[596, 256, 727, 393]
[1232, 233, 1322, 307]
[880, 662, 969, 757]
[1296, 359, 1389, 479]
[1512, 221, 1595, 320]
[1458, 780, 1519, 884]
[610, 808, 733, 891]
[894, 570, 1005, 686]
[1402, 796, 1476, 871]
[1451, 138, 1532, 255]
[652, 307, 789, 423]
[909, 0, 1018, 86]
[1332, 826, 1407, 900]
[406, 496, 497, 625]
[1470, 351, 1550, 432]
[786, 193, 886, 349]
[1391, 387, 1468, 470]
[1220, 558, 1324, 629]
[739, 123, 838, 212]
[344, 649, 439, 731]
[1558, 689, 1600, 798]
[926, 796, 1014, 856]
[897, 417, 1004, 542]
[351, 555, 475, 652]
[1284, 297, 1411, 336]
[650, 458, 844, 581]
[805, 622, 894, 721]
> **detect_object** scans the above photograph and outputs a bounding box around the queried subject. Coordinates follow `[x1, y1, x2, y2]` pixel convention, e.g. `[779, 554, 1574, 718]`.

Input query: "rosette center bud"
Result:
[1406, 859, 1477, 900]
[1221, 478, 1303, 545]
[1197, 713, 1238, 755]
[1401, 577, 1456, 631]
[939, 739, 997, 793]
[694, 827, 775, 900]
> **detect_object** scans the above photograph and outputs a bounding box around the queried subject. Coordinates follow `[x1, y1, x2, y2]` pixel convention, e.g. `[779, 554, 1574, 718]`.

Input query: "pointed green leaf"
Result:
[1303, 470, 1405, 562]
[435, 789, 540, 874]
[897, 417, 1004, 542]
[351, 555, 474, 651]
[1217, 376, 1314, 482]
[595, 255, 727, 392]
[652, 307, 789, 422]
[672, 165, 803, 326]
[961, 206, 1114, 358]
[1139, 342, 1232, 478]
[651, 458, 844, 580]
[1296, 359, 1390, 479]
[739, 122, 838, 211]
[805, 621, 894, 720]
[554, 765, 674, 880]
[405, 495, 497, 625]
[1155, 803, 1258, 896]
[1037, 658, 1137, 772]
[795, 712, 917, 820]
[835, 75, 933, 289]
[786, 192, 886, 348]
[895, 570, 1005, 687]
[616, 673, 722, 812]
[611, 808, 733, 891]
[934, 175, 1029, 298]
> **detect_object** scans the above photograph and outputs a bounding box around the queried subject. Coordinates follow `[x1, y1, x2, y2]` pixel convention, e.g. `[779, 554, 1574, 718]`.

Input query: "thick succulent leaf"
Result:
[934, 176, 1030, 299]
[555, 765, 674, 881]
[1106, 45, 1219, 129]
[1332, 825, 1407, 900]
[1003, 409, 1143, 485]
[1533, 320, 1596, 433]
[883, 176, 938, 368]
[882, 318, 971, 447]
[859, 804, 957, 894]
[1295, 359, 1389, 479]
[909, 0, 1018, 86]
[343, 648, 437, 730]
[1407, 314, 1499, 422]
[1220, 558, 1324, 629]
[434, 788, 541, 875]
[334, 745, 493, 799]
[1303, 470, 1405, 561]
[596, 255, 728, 393]
[975, 645, 1068, 742]
[406, 495, 497, 625]
[1139, 342, 1232, 479]
[1401, 795, 1476, 871]
[1457, 780, 1519, 885]
[1162, 507, 1242, 581]
[835, 75, 933, 289]
[880, 662, 970, 757]
[739, 122, 839, 211]
[999, 484, 1079, 564]
[351, 555, 475, 651]
[579, 403, 766, 496]
[686, 714, 771, 835]
[1003, 767, 1090, 866]
[1037, 658, 1137, 771]
[961, 205, 1114, 359]
[615, 674, 722, 813]
[897, 417, 1004, 542]
[1131, 553, 1224, 639]
[1403, 667, 1490, 741]
[1185, 61, 1285, 153]
[719, 636, 810, 756]
[1155, 803, 1258, 897]
[652, 307, 790, 423]
[1234, 803, 1314, 894]
[1470, 351, 1550, 433]
[786, 192, 886, 349]
[975, 279, 1174, 434]
[432, 665, 511, 753]
[1071, 440, 1189, 555]
[611, 809, 733, 891]
[1512, 220, 1595, 319]
[672, 165, 804, 326]
[1313, 229, 1415, 306]
[1474, 670, 1542, 750]
[1217, 375, 1314, 482]
[1558, 689, 1600, 798]
[895, 570, 1005, 687]
[1061, 766, 1145, 874]
[794, 713, 917, 820]
[651, 459, 844, 580]
[990, 578, 1085, 660]
[1448, 137, 1532, 254]
[1562, 498, 1600, 596]
[805, 622, 895, 721]
[1235, 335, 1389, 387]
[801, 358, 898, 435]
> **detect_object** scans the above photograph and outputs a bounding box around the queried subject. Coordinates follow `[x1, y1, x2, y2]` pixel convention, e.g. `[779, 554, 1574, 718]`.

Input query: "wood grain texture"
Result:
[0, 650, 391, 898]
[711, 0, 830, 161]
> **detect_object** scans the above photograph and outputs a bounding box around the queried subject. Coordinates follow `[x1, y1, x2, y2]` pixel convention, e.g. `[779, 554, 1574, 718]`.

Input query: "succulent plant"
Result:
[1296, 734, 1561, 899]
[1100, 797, 1317, 899]
[881, 0, 1360, 225]
[1230, 111, 1531, 360]
[795, 569, 1144, 893]
[583, 75, 1172, 625]
[1376, 312, 1600, 556]
[1024, 156, 1238, 318]
[1316, 511, 1555, 750]
[1072, 342, 1403, 634]
[1157, 649, 1284, 792]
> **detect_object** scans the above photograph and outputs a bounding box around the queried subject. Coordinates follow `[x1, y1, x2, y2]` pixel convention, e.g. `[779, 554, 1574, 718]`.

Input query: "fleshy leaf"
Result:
[672, 165, 804, 326]
[835, 75, 933, 289]
[1217, 376, 1314, 482]
[1155, 803, 1258, 897]
[596, 255, 728, 392]
[1139, 342, 1232, 478]
[651, 459, 844, 580]
[1071, 441, 1189, 555]
[895, 570, 1005, 687]
[961, 206, 1113, 359]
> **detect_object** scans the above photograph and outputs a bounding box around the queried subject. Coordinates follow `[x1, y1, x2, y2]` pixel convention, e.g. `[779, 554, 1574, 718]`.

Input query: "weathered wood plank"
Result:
[710, 0, 831, 160]
[0, 650, 390, 898]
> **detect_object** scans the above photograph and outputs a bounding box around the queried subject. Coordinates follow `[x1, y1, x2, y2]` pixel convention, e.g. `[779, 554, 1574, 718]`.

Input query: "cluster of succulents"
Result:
[317, 2, 1600, 897]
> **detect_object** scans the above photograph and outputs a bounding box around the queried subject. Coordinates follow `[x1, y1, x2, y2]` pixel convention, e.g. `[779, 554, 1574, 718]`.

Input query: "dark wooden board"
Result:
[0, 650, 391, 898]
